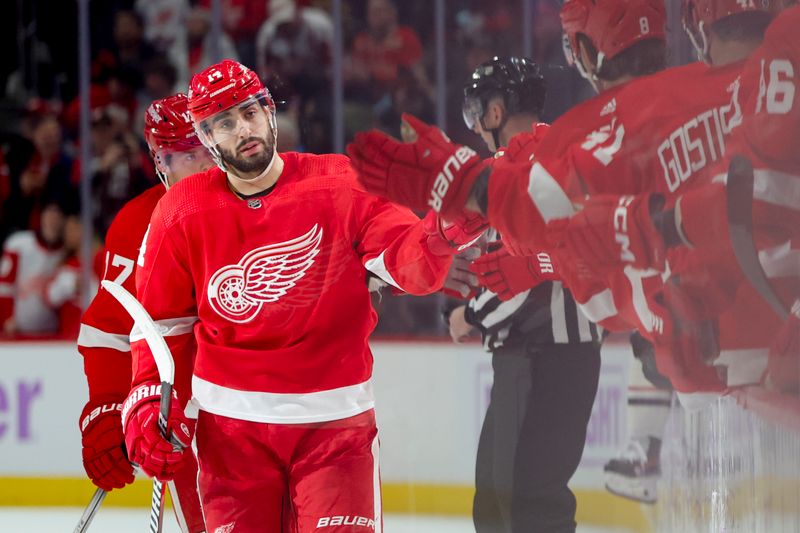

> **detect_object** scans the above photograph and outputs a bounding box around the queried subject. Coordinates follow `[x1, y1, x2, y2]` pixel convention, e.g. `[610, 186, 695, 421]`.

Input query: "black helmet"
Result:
[462, 56, 546, 131]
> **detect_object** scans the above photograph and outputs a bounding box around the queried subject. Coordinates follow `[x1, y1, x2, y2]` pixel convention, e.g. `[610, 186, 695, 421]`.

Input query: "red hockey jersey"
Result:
[680, 6, 800, 290]
[131, 152, 451, 423]
[78, 185, 165, 402]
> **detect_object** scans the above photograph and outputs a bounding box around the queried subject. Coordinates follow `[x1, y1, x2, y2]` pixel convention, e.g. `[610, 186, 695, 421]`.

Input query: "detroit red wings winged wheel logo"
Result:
[207, 225, 323, 323]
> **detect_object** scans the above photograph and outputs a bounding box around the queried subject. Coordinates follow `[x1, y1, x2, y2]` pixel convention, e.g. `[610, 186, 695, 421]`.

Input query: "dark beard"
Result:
[220, 136, 274, 175]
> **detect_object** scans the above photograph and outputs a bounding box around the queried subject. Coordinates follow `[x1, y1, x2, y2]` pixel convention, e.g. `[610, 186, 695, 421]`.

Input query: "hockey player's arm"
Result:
[131, 208, 197, 398]
[355, 194, 453, 296]
[78, 217, 141, 403]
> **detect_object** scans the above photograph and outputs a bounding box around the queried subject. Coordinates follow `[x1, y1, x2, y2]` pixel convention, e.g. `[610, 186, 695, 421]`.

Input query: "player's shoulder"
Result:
[114, 185, 165, 225]
[766, 5, 800, 43]
[287, 151, 352, 178]
[104, 185, 164, 248]
[156, 166, 227, 226]
[281, 151, 361, 191]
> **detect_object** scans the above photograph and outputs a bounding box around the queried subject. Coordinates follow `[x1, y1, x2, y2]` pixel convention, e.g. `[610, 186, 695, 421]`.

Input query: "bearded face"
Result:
[207, 101, 277, 179]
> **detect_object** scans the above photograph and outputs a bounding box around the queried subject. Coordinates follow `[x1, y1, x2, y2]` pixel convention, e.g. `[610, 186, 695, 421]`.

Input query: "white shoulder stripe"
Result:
[130, 316, 198, 342]
[364, 252, 402, 291]
[78, 324, 131, 351]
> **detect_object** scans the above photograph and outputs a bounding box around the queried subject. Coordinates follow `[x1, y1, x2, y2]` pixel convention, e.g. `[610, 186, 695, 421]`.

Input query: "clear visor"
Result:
[462, 96, 484, 130]
[197, 90, 276, 150]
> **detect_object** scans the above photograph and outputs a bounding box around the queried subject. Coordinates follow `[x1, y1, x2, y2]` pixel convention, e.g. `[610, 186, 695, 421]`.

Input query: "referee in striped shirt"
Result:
[446, 57, 602, 533]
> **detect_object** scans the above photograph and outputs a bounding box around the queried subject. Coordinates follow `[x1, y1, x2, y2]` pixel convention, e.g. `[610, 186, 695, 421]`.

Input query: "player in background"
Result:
[445, 56, 602, 532]
[541, 0, 784, 408]
[612, 3, 800, 390]
[120, 59, 478, 533]
[541, 0, 781, 502]
[77, 93, 212, 533]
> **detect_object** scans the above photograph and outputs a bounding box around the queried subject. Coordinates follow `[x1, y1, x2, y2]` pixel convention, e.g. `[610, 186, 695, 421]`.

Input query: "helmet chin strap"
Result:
[227, 148, 278, 183]
[480, 109, 508, 154]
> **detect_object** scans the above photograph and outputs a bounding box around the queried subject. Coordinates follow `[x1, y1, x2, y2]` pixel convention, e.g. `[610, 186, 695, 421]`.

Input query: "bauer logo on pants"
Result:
[316, 515, 376, 528]
[207, 225, 323, 323]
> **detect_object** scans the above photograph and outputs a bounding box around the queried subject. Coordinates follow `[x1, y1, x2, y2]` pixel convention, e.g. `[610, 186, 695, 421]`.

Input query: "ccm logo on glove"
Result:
[429, 146, 478, 212]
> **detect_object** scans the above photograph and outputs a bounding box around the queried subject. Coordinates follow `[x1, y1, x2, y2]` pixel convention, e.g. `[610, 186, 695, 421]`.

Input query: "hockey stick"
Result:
[101, 280, 182, 533]
[725, 155, 789, 320]
[72, 487, 106, 533]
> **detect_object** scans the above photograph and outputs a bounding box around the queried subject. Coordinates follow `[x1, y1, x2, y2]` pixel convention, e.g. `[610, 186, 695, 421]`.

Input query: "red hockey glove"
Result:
[347, 113, 489, 217]
[469, 242, 560, 301]
[766, 301, 800, 392]
[79, 400, 135, 491]
[422, 210, 488, 256]
[122, 382, 195, 481]
[650, 285, 726, 394]
[442, 248, 481, 299]
[547, 194, 667, 274]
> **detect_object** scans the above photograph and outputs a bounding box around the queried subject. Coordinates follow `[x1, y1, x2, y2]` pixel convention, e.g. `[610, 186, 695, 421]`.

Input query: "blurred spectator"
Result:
[256, 0, 333, 98]
[1, 112, 77, 242]
[87, 106, 154, 238]
[0, 201, 67, 337]
[256, 0, 333, 152]
[46, 214, 90, 339]
[530, 0, 592, 122]
[168, 6, 239, 90]
[200, 0, 271, 66]
[134, 58, 180, 140]
[345, 0, 428, 102]
[135, 0, 190, 54]
[375, 66, 435, 138]
[103, 10, 157, 85]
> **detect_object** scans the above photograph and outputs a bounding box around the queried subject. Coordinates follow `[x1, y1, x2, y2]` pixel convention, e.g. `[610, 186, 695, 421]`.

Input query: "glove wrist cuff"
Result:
[80, 402, 124, 434]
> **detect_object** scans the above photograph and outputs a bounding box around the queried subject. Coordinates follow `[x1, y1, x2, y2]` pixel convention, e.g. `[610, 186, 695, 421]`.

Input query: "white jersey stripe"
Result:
[191, 376, 375, 424]
[78, 324, 131, 351]
[527, 162, 575, 222]
[131, 316, 198, 342]
[364, 252, 402, 291]
[577, 288, 618, 323]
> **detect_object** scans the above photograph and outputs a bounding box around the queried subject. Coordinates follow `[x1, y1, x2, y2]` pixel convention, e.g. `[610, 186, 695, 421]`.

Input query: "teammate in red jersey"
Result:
[348, 0, 668, 333]
[120, 59, 471, 533]
[77, 93, 212, 532]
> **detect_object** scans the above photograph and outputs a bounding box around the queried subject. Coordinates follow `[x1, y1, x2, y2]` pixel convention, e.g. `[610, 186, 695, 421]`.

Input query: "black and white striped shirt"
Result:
[461, 228, 601, 351]
[464, 280, 600, 352]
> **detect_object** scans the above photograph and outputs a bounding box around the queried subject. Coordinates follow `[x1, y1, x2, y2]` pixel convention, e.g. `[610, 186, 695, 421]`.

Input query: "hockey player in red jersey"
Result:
[77, 93, 212, 532]
[121, 59, 471, 533]
[347, 0, 668, 330]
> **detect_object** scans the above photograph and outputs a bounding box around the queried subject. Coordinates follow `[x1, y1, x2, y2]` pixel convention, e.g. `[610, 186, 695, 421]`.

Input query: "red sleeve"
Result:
[131, 204, 197, 400]
[353, 191, 452, 296]
[78, 218, 142, 402]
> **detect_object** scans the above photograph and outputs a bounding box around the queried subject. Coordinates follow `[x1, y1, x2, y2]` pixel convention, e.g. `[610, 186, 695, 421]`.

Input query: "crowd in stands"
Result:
[0, 0, 584, 339]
